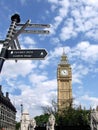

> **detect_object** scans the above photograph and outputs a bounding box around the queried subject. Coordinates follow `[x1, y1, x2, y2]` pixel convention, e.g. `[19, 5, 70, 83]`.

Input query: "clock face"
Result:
[61, 69, 68, 76]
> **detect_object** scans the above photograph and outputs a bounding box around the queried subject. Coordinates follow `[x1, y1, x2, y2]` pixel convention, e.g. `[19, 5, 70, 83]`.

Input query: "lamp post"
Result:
[0, 106, 1, 129]
[21, 104, 23, 115]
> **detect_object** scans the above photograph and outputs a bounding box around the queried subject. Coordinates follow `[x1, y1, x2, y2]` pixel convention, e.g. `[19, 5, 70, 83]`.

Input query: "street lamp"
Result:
[0, 106, 1, 128]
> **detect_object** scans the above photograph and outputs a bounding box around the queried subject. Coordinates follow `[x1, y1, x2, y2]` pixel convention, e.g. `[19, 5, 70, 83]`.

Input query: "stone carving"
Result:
[91, 109, 98, 130]
[46, 114, 55, 130]
[21, 110, 30, 130]
[29, 118, 36, 130]
[21, 110, 36, 130]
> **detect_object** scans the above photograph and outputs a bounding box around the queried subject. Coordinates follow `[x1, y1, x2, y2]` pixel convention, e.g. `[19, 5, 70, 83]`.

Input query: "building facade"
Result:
[0, 85, 16, 130]
[57, 51, 72, 110]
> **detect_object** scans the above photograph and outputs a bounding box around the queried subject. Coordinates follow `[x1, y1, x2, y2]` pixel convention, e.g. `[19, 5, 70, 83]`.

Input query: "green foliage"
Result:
[15, 122, 20, 130]
[56, 107, 90, 126]
[35, 113, 49, 126]
[35, 106, 91, 127]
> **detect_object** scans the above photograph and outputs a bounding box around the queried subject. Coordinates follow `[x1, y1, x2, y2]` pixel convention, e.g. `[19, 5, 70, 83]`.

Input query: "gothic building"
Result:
[57, 50, 72, 110]
[0, 85, 16, 130]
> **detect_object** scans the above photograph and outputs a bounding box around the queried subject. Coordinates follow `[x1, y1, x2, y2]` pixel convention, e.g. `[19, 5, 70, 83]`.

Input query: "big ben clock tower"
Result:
[57, 50, 72, 111]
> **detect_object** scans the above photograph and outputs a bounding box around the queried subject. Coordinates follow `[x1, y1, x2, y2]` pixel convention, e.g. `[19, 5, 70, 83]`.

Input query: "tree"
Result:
[35, 114, 49, 126]
[41, 100, 57, 115]
[36, 99, 91, 127]
[15, 122, 20, 130]
[56, 106, 90, 126]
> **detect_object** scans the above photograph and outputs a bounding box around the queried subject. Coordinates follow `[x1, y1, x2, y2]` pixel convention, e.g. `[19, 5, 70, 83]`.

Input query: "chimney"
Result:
[0, 85, 3, 95]
[6, 92, 9, 99]
[0, 85, 2, 92]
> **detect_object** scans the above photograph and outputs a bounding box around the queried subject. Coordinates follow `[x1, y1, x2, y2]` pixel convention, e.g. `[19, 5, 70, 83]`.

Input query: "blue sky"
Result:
[0, 0, 98, 121]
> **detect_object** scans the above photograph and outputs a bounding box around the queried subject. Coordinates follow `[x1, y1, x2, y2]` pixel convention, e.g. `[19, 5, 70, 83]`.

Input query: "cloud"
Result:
[19, 36, 37, 48]
[48, 0, 98, 41]
[72, 63, 89, 84]
[23, 36, 36, 45]
[81, 95, 98, 108]
[0, 60, 37, 79]
[85, 0, 98, 6]
[72, 41, 98, 63]
[29, 73, 48, 84]
[60, 18, 77, 41]
[48, 0, 58, 4]
[10, 75, 57, 119]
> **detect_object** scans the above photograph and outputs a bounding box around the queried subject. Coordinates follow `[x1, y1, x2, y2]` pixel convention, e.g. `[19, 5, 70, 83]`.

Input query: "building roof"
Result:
[0, 85, 16, 112]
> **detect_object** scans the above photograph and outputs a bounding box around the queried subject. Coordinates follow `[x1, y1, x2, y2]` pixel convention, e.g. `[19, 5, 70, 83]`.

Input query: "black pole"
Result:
[0, 14, 20, 73]
[21, 104, 23, 114]
[0, 48, 7, 72]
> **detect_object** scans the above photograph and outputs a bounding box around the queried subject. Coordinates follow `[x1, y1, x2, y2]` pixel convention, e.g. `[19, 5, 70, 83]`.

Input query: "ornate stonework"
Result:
[57, 51, 72, 110]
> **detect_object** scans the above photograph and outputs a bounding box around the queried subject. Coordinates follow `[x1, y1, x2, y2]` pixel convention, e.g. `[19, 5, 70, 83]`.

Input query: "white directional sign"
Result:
[17, 23, 50, 28]
[6, 49, 48, 60]
[17, 30, 50, 34]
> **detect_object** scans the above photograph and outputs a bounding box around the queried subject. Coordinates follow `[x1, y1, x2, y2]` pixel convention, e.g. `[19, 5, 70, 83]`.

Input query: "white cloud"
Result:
[39, 58, 50, 69]
[58, 0, 69, 18]
[49, 0, 69, 33]
[0, 60, 37, 79]
[19, 36, 36, 48]
[81, 95, 98, 108]
[23, 36, 36, 45]
[72, 63, 89, 84]
[48, 0, 58, 4]
[9, 75, 57, 119]
[85, 0, 98, 7]
[50, 46, 71, 58]
[75, 41, 98, 63]
[49, 0, 98, 40]
[29, 73, 48, 84]
[50, 37, 60, 46]
[60, 18, 77, 41]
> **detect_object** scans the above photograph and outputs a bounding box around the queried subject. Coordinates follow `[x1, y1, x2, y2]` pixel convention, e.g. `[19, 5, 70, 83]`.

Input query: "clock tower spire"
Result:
[57, 49, 72, 111]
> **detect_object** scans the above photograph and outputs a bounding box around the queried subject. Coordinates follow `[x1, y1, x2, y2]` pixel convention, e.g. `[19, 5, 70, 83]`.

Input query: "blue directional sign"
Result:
[6, 49, 48, 60]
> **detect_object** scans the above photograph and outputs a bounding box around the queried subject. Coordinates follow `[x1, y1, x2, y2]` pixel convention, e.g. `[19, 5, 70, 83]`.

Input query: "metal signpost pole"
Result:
[0, 14, 49, 73]
[0, 14, 20, 72]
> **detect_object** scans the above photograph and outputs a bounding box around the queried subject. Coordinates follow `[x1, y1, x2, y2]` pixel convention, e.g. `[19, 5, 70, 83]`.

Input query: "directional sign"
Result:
[6, 49, 48, 60]
[17, 23, 50, 28]
[16, 30, 50, 34]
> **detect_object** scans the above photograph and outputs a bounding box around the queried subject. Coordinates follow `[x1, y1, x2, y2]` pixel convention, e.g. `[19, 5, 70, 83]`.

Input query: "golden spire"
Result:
[63, 47, 65, 55]
[60, 47, 68, 64]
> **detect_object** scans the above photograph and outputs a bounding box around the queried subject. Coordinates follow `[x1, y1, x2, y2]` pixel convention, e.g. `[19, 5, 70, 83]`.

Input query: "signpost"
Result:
[16, 23, 50, 28]
[0, 14, 50, 72]
[19, 30, 50, 34]
[6, 49, 48, 60]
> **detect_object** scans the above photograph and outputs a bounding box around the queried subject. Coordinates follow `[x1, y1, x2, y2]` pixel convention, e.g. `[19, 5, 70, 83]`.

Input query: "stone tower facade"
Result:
[57, 51, 72, 110]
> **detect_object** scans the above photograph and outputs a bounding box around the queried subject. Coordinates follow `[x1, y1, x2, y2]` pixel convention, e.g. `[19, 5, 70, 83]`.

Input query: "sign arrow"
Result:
[16, 23, 50, 28]
[6, 49, 48, 60]
[16, 30, 50, 34]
